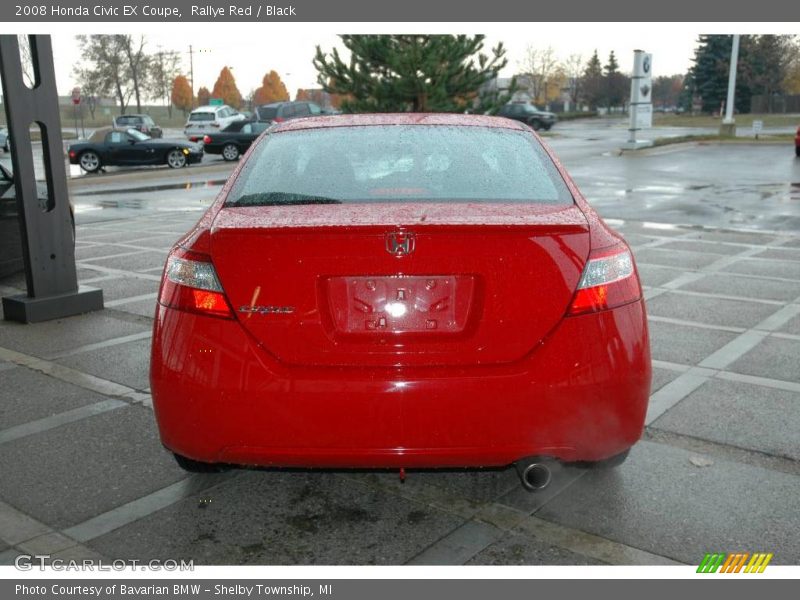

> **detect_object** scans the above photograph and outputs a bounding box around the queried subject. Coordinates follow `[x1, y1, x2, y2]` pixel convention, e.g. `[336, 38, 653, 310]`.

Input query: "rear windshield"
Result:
[256, 106, 278, 120]
[189, 112, 215, 122]
[116, 116, 141, 124]
[226, 125, 573, 206]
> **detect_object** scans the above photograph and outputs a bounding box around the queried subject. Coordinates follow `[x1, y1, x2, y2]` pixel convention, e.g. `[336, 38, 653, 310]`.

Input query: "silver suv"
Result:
[184, 105, 245, 142]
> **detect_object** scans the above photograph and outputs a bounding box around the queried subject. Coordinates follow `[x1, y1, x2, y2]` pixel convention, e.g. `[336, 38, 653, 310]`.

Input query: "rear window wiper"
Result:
[227, 192, 343, 206]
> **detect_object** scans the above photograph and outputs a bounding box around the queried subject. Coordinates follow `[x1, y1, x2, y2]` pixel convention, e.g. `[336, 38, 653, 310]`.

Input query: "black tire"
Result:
[222, 143, 240, 161]
[173, 452, 228, 473]
[78, 150, 101, 173]
[795, 146, 799, 157]
[529, 119, 542, 131]
[166, 149, 187, 169]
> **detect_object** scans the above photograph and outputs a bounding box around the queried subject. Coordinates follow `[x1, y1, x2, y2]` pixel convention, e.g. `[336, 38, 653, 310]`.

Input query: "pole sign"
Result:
[71, 86, 81, 105]
[209, 98, 224, 106]
[625, 50, 653, 149]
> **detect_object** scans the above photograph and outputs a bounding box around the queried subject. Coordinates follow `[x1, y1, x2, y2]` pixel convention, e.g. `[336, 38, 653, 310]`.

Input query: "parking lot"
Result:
[0, 120, 799, 565]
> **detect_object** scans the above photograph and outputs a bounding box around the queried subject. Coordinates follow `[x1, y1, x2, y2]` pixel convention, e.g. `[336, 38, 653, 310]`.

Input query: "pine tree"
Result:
[603, 51, 628, 109]
[581, 50, 604, 109]
[313, 35, 510, 113]
[687, 35, 738, 113]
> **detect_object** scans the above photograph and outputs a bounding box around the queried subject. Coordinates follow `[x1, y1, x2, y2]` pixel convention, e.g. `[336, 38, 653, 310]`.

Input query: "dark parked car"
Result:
[203, 120, 270, 161]
[795, 125, 799, 157]
[112, 114, 163, 138]
[498, 103, 557, 131]
[68, 127, 202, 172]
[1, 164, 74, 278]
[0, 128, 9, 152]
[255, 101, 332, 124]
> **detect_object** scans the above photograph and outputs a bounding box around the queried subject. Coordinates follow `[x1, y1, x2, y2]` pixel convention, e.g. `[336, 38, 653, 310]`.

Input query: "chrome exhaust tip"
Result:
[516, 460, 553, 492]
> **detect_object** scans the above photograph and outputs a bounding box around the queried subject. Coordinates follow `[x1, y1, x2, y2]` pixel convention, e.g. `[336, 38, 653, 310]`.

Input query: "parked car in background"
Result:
[795, 125, 799, 157]
[68, 127, 202, 172]
[0, 128, 9, 152]
[203, 120, 270, 161]
[150, 114, 651, 492]
[255, 101, 332, 124]
[498, 103, 558, 131]
[112, 114, 163, 138]
[184, 105, 246, 142]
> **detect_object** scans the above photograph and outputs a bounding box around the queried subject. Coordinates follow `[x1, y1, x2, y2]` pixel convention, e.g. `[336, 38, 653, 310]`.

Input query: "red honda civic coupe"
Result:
[150, 113, 651, 492]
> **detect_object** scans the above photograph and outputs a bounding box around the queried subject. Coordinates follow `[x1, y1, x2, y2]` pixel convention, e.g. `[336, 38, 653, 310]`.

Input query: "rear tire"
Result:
[529, 119, 542, 131]
[222, 143, 240, 161]
[173, 452, 228, 473]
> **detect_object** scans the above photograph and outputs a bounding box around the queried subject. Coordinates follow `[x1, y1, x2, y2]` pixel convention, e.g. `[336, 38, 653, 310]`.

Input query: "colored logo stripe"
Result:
[744, 553, 773, 573]
[697, 553, 725, 573]
[697, 552, 773, 573]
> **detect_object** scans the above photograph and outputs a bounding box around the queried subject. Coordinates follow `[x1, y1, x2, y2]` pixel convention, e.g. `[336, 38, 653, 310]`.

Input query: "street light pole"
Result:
[189, 44, 194, 108]
[720, 34, 740, 136]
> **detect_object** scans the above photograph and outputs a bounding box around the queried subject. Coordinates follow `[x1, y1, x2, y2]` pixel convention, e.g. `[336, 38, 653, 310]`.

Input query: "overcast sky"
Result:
[32, 23, 796, 100]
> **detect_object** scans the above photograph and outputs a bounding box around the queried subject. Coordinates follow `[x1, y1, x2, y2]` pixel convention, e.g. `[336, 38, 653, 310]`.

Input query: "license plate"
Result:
[326, 275, 475, 334]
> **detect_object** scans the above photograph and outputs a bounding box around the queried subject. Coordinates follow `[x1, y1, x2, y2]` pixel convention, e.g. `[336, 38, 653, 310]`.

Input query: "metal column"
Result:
[0, 34, 103, 322]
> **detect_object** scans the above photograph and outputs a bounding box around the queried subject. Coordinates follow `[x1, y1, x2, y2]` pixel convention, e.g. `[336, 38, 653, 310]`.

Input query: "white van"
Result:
[184, 105, 245, 141]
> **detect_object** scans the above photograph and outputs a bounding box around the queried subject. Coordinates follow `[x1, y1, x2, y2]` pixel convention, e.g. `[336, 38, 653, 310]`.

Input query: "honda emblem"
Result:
[385, 231, 415, 256]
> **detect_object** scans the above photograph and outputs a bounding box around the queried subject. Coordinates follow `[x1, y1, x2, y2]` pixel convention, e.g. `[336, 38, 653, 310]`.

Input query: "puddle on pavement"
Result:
[72, 179, 228, 196]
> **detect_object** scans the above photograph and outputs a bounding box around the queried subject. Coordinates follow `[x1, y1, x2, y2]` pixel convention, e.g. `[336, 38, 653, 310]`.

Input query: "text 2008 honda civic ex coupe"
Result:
[150, 114, 651, 492]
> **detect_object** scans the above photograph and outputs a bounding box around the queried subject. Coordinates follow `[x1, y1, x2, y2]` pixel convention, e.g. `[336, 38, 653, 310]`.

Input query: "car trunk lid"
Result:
[210, 203, 589, 367]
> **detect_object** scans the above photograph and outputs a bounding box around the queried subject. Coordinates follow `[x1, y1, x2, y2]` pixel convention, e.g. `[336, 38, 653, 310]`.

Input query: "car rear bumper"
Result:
[150, 300, 651, 468]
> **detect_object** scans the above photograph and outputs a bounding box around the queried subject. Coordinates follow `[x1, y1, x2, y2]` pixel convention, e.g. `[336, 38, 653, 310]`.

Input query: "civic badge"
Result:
[385, 231, 415, 256]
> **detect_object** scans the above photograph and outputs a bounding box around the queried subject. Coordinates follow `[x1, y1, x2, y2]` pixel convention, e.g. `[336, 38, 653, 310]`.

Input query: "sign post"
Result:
[71, 86, 81, 138]
[623, 50, 653, 150]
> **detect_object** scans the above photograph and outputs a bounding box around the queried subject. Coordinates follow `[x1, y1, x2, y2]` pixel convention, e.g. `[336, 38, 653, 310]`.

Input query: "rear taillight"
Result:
[273, 117, 284, 123]
[203, 135, 211, 144]
[568, 242, 641, 316]
[158, 247, 233, 319]
[68, 150, 76, 159]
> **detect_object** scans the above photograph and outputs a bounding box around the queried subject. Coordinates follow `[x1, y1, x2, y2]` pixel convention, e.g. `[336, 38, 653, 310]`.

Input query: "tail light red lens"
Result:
[158, 247, 233, 319]
[68, 150, 76, 158]
[568, 242, 642, 316]
[203, 135, 211, 144]
[273, 117, 284, 123]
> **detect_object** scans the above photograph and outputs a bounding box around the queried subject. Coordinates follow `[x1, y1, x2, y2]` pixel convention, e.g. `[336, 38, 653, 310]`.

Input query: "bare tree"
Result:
[563, 54, 584, 109]
[148, 49, 181, 117]
[519, 45, 559, 104]
[75, 35, 133, 113]
[119, 35, 150, 113]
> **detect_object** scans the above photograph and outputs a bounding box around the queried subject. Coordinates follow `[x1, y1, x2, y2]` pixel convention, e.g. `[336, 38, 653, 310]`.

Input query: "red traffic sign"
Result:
[71, 87, 81, 105]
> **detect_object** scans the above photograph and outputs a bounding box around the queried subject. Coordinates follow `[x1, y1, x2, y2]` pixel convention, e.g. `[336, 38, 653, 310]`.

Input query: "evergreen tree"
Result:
[604, 51, 628, 109]
[313, 35, 510, 113]
[687, 35, 744, 113]
[581, 50, 605, 109]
